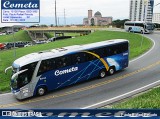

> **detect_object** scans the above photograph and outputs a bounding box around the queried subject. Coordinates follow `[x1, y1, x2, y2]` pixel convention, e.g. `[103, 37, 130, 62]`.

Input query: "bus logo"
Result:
[55, 67, 78, 76]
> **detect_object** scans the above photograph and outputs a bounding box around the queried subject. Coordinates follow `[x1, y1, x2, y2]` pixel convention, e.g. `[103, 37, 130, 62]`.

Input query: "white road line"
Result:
[0, 92, 12, 96]
[0, 36, 156, 97]
[82, 79, 160, 109]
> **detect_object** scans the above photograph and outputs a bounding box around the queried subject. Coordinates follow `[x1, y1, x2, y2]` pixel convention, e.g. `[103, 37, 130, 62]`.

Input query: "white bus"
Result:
[5, 39, 129, 100]
[124, 21, 155, 34]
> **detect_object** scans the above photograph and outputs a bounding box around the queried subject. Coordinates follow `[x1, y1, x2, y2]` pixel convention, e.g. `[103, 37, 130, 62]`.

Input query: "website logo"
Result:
[1, 0, 40, 23]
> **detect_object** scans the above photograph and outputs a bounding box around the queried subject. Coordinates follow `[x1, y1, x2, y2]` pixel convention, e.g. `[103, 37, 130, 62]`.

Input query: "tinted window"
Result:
[107, 43, 128, 56]
[38, 59, 56, 76]
[17, 62, 38, 88]
[72, 53, 85, 64]
[56, 56, 71, 68]
[120, 42, 128, 52]
[87, 50, 97, 61]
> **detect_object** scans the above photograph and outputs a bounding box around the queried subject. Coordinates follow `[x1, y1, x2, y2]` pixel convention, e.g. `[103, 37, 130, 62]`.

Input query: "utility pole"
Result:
[55, 0, 57, 27]
[64, 9, 66, 26]
[12, 26, 16, 59]
[58, 17, 59, 26]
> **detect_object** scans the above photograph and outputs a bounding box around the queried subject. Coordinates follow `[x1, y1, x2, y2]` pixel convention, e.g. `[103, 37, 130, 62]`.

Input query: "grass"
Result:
[44, 33, 54, 38]
[112, 87, 160, 109]
[0, 30, 152, 92]
[0, 30, 32, 43]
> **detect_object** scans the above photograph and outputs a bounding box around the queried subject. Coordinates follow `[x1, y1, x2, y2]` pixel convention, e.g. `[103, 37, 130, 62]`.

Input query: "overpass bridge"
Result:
[26, 27, 97, 40]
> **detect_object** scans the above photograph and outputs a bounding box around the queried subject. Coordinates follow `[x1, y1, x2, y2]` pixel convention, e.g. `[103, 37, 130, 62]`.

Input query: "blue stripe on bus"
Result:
[33, 52, 129, 96]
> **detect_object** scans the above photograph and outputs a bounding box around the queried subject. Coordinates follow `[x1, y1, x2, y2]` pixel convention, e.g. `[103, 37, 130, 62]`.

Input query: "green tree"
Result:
[91, 18, 95, 26]
[112, 19, 129, 28]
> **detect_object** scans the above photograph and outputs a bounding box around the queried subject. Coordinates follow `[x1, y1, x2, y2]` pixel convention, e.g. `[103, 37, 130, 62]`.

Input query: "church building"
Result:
[83, 10, 113, 26]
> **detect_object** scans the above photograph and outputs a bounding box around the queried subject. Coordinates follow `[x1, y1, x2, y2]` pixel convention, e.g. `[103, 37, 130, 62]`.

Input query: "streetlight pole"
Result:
[64, 9, 66, 26]
[55, 0, 57, 27]
[12, 26, 16, 59]
[141, 0, 148, 49]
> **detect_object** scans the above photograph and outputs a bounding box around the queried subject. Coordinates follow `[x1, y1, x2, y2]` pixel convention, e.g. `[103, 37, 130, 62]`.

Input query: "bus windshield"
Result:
[11, 62, 38, 90]
[146, 23, 155, 30]
[11, 69, 30, 90]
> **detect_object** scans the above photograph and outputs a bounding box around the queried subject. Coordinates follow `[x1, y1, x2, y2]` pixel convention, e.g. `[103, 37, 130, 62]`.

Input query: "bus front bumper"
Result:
[12, 88, 32, 100]
[12, 89, 22, 100]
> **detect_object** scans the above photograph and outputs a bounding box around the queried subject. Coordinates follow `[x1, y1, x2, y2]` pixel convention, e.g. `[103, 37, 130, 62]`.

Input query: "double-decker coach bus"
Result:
[5, 39, 129, 100]
[124, 21, 155, 34]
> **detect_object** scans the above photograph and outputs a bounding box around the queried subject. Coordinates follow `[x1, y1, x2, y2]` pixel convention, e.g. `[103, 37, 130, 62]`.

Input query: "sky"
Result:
[0, 0, 160, 26]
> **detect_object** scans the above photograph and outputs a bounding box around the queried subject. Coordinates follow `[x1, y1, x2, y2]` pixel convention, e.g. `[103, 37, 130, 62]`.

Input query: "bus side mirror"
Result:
[5, 66, 12, 74]
[11, 69, 28, 80]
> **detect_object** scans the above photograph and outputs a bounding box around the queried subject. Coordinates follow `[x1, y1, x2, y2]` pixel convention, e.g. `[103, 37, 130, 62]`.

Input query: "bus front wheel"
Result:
[37, 87, 46, 96]
[128, 27, 132, 32]
[99, 69, 107, 78]
[141, 30, 144, 34]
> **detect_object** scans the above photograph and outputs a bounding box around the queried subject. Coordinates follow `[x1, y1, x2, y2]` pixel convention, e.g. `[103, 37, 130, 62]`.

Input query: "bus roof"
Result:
[13, 39, 128, 68]
[125, 21, 153, 24]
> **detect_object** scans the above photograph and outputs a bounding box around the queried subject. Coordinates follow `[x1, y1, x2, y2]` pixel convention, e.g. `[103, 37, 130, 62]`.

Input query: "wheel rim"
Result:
[38, 88, 45, 95]
[100, 71, 106, 78]
[109, 69, 114, 75]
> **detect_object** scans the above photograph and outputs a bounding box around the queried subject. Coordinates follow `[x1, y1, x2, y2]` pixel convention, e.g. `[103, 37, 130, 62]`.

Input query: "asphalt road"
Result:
[0, 31, 160, 109]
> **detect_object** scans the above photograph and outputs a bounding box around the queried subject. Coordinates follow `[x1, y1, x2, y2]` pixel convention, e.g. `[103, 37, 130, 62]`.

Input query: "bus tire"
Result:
[128, 27, 132, 32]
[108, 67, 115, 75]
[99, 69, 107, 78]
[37, 87, 46, 96]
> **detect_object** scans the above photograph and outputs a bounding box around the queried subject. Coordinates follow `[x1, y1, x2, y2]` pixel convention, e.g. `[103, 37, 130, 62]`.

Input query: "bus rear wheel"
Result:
[37, 87, 46, 96]
[99, 69, 107, 78]
[108, 67, 115, 75]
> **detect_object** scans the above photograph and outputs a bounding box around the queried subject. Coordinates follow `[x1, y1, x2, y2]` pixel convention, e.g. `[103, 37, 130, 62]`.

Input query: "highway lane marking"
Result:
[82, 79, 160, 109]
[0, 93, 12, 96]
[0, 60, 160, 108]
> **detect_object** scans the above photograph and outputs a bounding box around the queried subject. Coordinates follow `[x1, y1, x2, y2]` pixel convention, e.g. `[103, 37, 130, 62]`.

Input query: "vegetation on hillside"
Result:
[0, 30, 32, 43]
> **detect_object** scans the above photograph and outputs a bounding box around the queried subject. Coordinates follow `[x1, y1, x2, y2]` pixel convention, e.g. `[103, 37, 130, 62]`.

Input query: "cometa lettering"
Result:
[3, 1, 38, 9]
[55, 67, 78, 76]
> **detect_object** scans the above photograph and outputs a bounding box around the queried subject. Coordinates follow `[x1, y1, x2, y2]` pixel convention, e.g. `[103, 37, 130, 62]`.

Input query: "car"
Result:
[5, 43, 14, 49]
[48, 37, 56, 42]
[34, 40, 47, 44]
[0, 43, 5, 50]
[24, 43, 33, 47]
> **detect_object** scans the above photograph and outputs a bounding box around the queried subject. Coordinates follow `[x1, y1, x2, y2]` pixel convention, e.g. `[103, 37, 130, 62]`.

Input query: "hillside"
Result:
[0, 30, 32, 43]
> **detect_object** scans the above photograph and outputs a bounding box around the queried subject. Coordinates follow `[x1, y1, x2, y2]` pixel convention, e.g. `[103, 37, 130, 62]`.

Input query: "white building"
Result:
[153, 13, 160, 24]
[129, 0, 154, 22]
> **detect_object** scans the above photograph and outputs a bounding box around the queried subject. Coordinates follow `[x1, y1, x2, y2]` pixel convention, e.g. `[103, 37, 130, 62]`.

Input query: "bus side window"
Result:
[108, 45, 118, 56]
[72, 53, 84, 64]
[56, 56, 71, 68]
[121, 43, 128, 52]
[88, 50, 97, 61]
[38, 59, 55, 76]
[94, 48, 106, 58]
